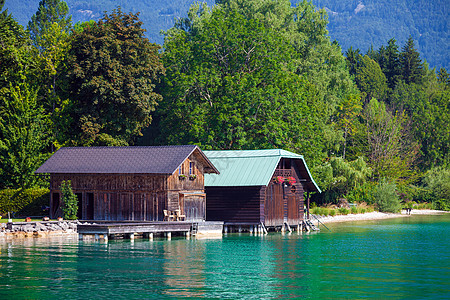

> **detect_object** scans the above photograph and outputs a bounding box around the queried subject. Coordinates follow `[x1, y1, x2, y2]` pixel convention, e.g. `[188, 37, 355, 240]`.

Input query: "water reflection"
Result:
[0, 215, 449, 299]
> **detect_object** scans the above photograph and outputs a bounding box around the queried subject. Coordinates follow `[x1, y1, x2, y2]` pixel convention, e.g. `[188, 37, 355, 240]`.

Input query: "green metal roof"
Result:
[204, 149, 321, 192]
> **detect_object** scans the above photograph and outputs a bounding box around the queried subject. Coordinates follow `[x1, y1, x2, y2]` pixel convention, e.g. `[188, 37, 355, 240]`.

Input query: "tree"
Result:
[60, 180, 78, 219]
[0, 1, 30, 90]
[355, 55, 388, 101]
[216, 0, 358, 157]
[27, 0, 71, 50]
[437, 67, 449, 86]
[0, 84, 51, 189]
[391, 78, 450, 170]
[159, 5, 328, 163]
[401, 36, 425, 84]
[384, 38, 402, 90]
[362, 98, 418, 182]
[374, 179, 401, 213]
[66, 8, 164, 146]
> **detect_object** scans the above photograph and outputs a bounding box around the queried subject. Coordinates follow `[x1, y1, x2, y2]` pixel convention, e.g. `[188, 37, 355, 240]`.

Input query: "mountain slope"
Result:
[3, 0, 448, 70]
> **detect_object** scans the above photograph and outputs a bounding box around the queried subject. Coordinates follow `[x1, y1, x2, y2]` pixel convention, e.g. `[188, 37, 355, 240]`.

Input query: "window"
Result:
[179, 165, 182, 174]
[189, 162, 194, 175]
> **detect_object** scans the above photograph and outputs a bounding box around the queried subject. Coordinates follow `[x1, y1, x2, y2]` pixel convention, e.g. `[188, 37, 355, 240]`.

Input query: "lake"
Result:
[0, 214, 449, 299]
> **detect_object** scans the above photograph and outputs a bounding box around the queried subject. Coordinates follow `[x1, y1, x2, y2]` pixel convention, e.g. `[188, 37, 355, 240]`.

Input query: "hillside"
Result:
[3, 0, 449, 70]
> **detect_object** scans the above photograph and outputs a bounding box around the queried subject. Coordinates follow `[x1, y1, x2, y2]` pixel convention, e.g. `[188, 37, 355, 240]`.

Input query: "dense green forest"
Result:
[0, 0, 449, 215]
[4, 0, 449, 70]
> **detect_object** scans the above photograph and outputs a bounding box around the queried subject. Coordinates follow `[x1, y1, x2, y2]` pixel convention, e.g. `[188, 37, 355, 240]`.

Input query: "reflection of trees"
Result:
[163, 239, 206, 297]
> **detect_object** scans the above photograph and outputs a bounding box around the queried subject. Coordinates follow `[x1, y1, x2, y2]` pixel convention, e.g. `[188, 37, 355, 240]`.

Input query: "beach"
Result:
[316, 209, 449, 224]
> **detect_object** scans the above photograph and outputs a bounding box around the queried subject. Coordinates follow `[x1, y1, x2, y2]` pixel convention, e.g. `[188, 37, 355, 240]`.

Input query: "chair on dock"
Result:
[174, 209, 186, 221]
[163, 210, 175, 221]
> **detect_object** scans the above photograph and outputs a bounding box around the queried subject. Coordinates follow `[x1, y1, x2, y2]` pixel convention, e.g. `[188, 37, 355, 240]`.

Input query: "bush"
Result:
[0, 188, 49, 216]
[311, 207, 321, 215]
[422, 166, 450, 210]
[358, 207, 366, 214]
[374, 179, 401, 213]
[434, 200, 449, 211]
[329, 209, 336, 216]
[60, 181, 78, 220]
[319, 207, 329, 216]
[338, 207, 349, 215]
[351, 206, 358, 214]
[345, 181, 376, 205]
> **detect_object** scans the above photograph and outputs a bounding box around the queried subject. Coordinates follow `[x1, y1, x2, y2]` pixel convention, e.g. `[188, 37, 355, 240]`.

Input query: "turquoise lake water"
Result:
[0, 214, 449, 299]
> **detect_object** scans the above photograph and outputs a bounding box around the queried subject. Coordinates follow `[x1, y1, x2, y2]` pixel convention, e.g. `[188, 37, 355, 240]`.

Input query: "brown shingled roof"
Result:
[35, 145, 219, 174]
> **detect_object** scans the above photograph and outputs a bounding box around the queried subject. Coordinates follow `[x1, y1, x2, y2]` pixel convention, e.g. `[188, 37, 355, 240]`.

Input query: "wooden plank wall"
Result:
[49, 152, 209, 221]
[50, 174, 169, 221]
[264, 158, 305, 227]
[206, 186, 263, 223]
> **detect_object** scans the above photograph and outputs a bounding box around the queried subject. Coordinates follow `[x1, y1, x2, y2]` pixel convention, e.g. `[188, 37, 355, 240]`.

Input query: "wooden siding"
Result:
[206, 158, 306, 227]
[48, 151, 210, 221]
[206, 186, 263, 223]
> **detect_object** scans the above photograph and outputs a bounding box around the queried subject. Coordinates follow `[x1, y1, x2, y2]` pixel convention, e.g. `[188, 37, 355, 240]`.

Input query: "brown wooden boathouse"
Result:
[204, 150, 321, 229]
[35, 145, 219, 221]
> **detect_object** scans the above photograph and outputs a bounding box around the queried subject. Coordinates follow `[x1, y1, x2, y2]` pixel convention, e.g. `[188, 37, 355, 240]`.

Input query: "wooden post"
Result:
[167, 232, 172, 240]
[149, 233, 153, 240]
[103, 234, 108, 242]
[224, 226, 228, 234]
[306, 191, 310, 220]
[129, 233, 135, 240]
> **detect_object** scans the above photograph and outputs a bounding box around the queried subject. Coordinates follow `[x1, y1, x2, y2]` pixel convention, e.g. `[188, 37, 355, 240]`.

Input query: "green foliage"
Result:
[0, 3, 31, 90]
[345, 181, 376, 205]
[0, 84, 51, 188]
[362, 98, 418, 182]
[329, 209, 336, 216]
[66, 8, 164, 146]
[422, 166, 450, 210]
[400, 36, 425, 85]
[338, 207, 349, 215]
[159, 3, 330, 164]
[0, 188, 49, 216]
[27, 0, 72, 49]
[60, 180, 77, 219]
[390, 79, 450, 170]
[312, 156, 371, 203]
[373, 179, 401, 213]
[355, 55, 388, 101]
[350, 206, 358, 214]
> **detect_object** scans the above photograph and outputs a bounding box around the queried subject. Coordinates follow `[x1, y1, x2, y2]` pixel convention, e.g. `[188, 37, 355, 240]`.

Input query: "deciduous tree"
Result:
[66, 8, 164, 146]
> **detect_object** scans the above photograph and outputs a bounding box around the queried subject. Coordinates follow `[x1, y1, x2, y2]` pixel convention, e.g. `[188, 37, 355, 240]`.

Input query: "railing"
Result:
[273, 169, 292, 177]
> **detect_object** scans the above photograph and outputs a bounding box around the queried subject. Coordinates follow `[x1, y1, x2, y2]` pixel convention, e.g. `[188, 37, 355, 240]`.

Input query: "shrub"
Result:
[351, 206, 358, 214]
[329, 209, 336, 216]
[358, 207, 366, 214]
[319, 207, 329, 216]
[311, 207, 321, 215]
[374, 179, 401, 213]
[60, 181, 78, 220]
[0, 188, 49, 216]
[338, 207, 349, 215]
[422, 166, 450, 210]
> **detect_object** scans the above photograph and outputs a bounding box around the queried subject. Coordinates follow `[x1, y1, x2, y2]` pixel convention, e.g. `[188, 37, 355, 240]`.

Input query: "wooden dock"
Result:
[77, 221, 223, 241]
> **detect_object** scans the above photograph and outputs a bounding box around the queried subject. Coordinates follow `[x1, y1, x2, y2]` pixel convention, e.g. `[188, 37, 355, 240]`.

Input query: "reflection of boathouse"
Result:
[35, 145, 219, 221]
[204, 150, 321, 230]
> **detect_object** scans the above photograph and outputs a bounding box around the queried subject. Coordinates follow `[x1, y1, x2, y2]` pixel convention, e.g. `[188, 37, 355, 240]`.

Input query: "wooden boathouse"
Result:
[204, 149, 321, 231]
[35, 145, 219, 222]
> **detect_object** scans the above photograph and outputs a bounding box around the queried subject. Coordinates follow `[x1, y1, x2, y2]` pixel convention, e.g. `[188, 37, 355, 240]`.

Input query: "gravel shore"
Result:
[316, 209, 449, 224]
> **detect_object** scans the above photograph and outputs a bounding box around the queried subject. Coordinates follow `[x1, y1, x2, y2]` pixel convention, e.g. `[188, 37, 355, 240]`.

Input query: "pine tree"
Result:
[27, 0, 71, 51]
[384, 38, 401, 90]
[401, 36, 425, 84]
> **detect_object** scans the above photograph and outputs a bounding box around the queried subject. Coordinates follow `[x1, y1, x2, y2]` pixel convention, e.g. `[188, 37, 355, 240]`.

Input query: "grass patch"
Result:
[0, 218, 43, 223]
